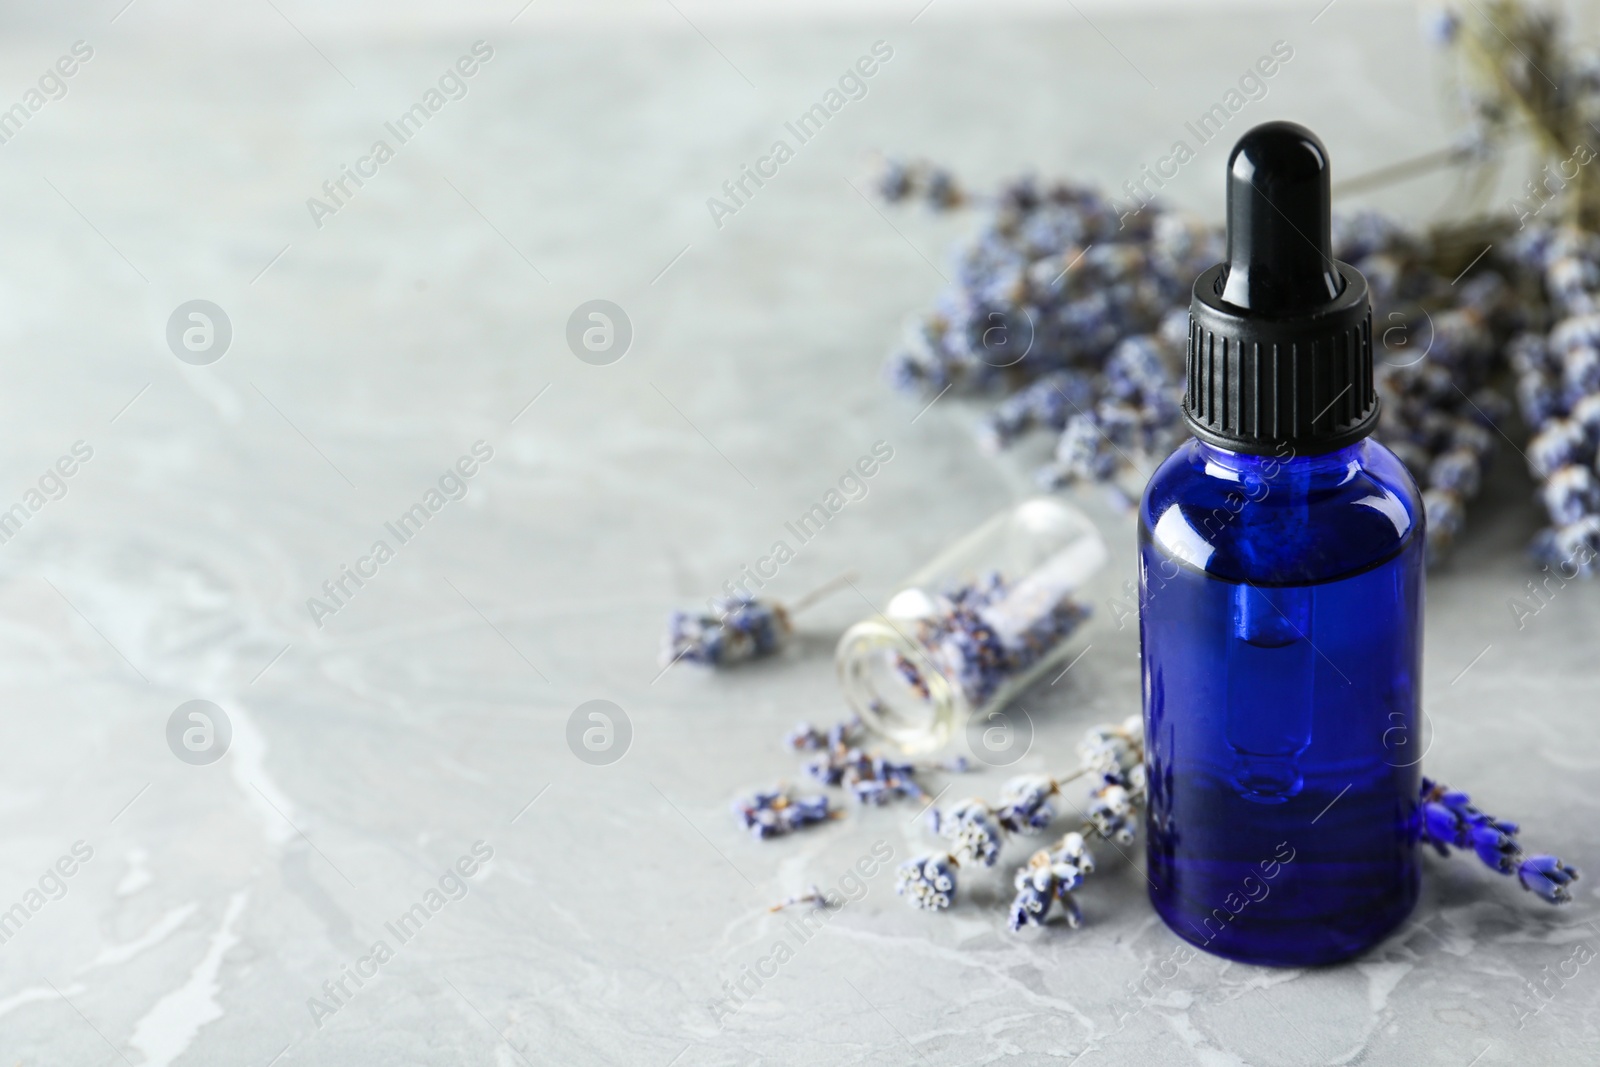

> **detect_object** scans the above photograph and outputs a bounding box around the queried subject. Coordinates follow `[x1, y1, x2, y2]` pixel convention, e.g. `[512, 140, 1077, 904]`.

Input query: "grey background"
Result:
[0, 1, 1595, 1064]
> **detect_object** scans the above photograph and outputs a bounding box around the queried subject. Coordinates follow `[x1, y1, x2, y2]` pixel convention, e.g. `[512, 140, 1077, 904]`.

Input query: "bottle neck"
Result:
[1193, 438, 1366, 488]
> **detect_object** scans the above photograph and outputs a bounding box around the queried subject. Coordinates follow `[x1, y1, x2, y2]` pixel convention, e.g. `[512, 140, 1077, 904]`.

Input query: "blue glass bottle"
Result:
[1139, 122, 1424, 966]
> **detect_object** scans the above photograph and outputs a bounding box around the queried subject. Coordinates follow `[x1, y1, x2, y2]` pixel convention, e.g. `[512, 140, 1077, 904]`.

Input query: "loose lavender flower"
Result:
[785, 721, 827, 751]
[661, 574, 857, 669]
[874, 158, 964, 210]
[976, 370, 1094, 453]
[896, 853, 958, 910]
[1519, 854, 1581, 904]
[731, 787, 835, 839]
[848, 753, 927, 806]
[784, 715, 961, 809]
[662, 595, 791, 667]
[1531, 514, 1600, 574]
[924, 168, 960, 210]
[768, 884, 827, 912]
[1086, 775, 1141, 845]
[1541, 465, 1600, 527]
[876, 159, 913, 203]
[934, 798, 1005, 867]
[1008, 831, 1095, 931]
[826, 717, 858, 750]
[996, 774, 1057, 835]
[1007, 877, 1052, 929]
[787, 715, 864, 754]
[1078, 715, 1144, 778]
[1421, 5, 1460, 46]
[894, 723, 1580, 931]
[1423, 490, 1468, 565]
[801, 751, 847, 788]
[1419, 777, 1579, 904]
[1527, 417, 1587, 478]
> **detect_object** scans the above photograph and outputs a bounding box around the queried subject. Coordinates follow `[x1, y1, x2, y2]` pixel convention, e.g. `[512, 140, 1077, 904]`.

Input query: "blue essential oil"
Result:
[1138, 122, 1425, 966]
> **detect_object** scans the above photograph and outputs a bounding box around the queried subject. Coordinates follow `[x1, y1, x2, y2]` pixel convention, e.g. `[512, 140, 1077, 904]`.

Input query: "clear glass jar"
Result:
[836, 497, 1107, 754]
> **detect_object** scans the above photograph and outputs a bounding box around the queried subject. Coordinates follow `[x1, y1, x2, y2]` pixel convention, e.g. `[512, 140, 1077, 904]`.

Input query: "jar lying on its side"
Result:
[836, 497, 1107, 754]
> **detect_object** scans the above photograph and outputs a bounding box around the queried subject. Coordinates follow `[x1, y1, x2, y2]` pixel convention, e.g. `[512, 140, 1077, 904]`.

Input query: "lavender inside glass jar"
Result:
[836, 498, 1107, 753]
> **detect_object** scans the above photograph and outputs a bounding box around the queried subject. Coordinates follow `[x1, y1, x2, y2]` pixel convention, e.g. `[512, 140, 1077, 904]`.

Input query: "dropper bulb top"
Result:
[1219, 121, 1343, 315]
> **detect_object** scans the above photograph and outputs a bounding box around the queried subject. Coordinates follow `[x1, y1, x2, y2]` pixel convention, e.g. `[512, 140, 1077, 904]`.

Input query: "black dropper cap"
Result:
[1185, 121, 1377, 456]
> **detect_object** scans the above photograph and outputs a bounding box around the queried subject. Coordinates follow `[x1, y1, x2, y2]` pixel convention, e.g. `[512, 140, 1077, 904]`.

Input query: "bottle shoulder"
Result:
[1138, 437, 1424, 585]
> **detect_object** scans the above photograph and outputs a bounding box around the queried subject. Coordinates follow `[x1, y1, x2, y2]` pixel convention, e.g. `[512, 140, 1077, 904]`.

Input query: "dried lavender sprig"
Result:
[1382, 3, 1600, 556]
[902, 736, 1579, 929]
[1426, 1, 1596, 223]
[664, 595, 792, 668]
[896, 716, 1146, 920]
[1000, 773, 1144, 932]
[785, 715, 863, 753]
[1507, 228, 1600, 566]
[767, 884, 827, 912]
[660, 573, 857, 668]
[1419, 777, 1580, 904]
[731, 786, 838, 839]
[788, 715, 967, 806]
[1009, 831, 1095, 931]
[900, 780, 1145, 922]
[874, 157, 965, 210]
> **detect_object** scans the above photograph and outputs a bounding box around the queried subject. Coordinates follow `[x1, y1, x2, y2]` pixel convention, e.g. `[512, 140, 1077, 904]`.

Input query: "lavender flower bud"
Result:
[997, 774, 1056, 835]
[939, 799, 1005, 867]
[732, 787, 834, 839]
[1419, 778, 1579, 904]
[1518, 854, 1579, 904]
[662, 596, 792, 667]
[1540, 465, 1600, 526]
[897, 854, 958, 910]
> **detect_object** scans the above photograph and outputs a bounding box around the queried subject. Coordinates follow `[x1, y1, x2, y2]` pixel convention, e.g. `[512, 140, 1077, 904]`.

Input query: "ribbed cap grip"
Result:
[1185, 262, 1378, 455]
[1182, 121, 1379, 456]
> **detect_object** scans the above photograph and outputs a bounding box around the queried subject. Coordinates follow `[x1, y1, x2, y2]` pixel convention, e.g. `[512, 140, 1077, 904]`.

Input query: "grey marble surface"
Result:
[0, 2, 1596, 1065]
